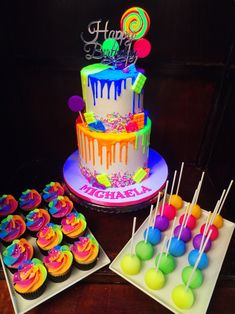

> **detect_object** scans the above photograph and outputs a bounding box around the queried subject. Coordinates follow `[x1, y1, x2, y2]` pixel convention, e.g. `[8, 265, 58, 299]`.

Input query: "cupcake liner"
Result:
[73, 258, 97, 270]
[47, 268, 72, 283]
[63, 229, 86, 244]
[15, 281, 47, 300]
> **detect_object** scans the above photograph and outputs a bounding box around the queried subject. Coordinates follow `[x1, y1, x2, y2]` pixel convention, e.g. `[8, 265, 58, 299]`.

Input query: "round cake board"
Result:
[63, 149, 168, 213]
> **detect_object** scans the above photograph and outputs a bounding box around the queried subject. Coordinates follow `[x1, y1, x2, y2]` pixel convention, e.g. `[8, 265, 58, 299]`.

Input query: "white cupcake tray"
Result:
[0, 229, 110, 314]
[109, 202, 235, 314]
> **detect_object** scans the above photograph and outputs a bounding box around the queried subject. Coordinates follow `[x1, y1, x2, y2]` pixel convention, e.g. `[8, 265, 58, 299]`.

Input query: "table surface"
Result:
[0, 161, 234, 314]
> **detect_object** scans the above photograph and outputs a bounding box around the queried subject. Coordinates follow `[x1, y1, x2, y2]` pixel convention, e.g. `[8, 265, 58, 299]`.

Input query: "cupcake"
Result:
[48, 196, 73, 223]
[0, 215, 26, 245]
[43, 245, 73, 282]
[3, 238, 34, 273]
[61, 212, 87, 243]
[26, 208, 50, 236]
[70, 234, 99, 270]
[13, 258, 47, 299]
[42, 182, 64, 203]
[36, 223, 63, 255]
[19, 189, 42, 213]
[0, 194, 18, 217]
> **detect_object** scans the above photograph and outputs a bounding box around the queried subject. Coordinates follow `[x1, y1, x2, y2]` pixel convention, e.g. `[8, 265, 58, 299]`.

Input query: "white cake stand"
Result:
[63, 148, 168, 213]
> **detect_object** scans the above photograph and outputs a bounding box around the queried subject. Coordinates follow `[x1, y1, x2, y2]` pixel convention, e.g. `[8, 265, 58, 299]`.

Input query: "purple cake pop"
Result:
[154, 215, 169, 231]
[193, 233, 212, 253]
[174, 225, 192, 242]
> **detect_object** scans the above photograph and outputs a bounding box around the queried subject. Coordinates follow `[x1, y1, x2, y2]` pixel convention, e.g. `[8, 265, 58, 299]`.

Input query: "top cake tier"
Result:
[80, 64, 144, 120]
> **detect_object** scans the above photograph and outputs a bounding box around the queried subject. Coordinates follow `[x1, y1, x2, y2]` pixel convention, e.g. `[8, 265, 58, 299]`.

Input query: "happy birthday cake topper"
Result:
[81, 7, 151, 68]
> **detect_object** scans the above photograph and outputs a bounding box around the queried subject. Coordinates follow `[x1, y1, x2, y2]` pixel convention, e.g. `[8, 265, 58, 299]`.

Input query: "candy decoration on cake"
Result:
[133, 38, 151, 59]
[67, 95, 85, 125]
[120, 217, 141, 275]
[144, 236, 167, 290]
[169, 162, 184, 210]
[132, 73, 147, 94]
[0, 194, 18, 217]
[102, 38, 119, 57]
[120, 7, 150, 40]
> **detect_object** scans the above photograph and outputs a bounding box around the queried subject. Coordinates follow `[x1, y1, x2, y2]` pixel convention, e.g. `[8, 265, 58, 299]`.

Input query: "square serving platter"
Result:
[109, 202, 235, 314]
[0, 229, 110, 314]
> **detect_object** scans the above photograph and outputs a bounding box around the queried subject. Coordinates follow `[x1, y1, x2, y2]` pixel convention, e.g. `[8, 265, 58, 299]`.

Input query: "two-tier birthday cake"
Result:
[63, 7, 168, 210]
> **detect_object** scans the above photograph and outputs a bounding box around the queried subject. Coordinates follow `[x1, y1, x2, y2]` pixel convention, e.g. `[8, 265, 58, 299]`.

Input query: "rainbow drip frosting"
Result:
[19, 189, 42, 211]
[13, 258, 47, 294]
[42, 182, 64, 202]
[61, 212, 87, 239]
[48, 196, 73, 219]
[0, 194, 18, 217]
[26, 208, 50, 232]
[0, 215, 26, 243]
[70, 234, 99, 265]
[36, 223, 63, 251]
[3, 238, 34, 270]
[43, 245, 73, 278]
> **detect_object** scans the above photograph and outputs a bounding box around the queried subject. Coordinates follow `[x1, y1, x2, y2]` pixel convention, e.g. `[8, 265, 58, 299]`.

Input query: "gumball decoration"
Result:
[133, 38, 151, 58]
[67, 95, 85, 112]
[102, 38, 119, 57]
[120, 7, 150, 40]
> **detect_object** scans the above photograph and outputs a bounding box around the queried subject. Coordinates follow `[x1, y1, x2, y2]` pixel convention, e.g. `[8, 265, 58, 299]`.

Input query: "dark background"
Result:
[1, 0, 235, 218]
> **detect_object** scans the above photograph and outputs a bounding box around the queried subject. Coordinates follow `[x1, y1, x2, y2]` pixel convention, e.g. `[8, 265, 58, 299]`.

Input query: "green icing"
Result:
[80, 64, 111, 104]
[135, 118, 151, 153]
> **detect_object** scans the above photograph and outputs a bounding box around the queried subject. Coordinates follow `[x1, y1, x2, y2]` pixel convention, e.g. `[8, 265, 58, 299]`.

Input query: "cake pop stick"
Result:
[199, 211, 211, 252]
[166, 217, 177, 256]
[153, 192, 161, 226]
[218, 179, 234, 215]
[206, 189, 226, 233]
[185, 229, 212, 291]
[176, 162, 184, 196]
[183, 189, 198, 229]
[168, 170, 177, 204]
[156, 236, 167, 271]
[160, 180, 169, 215]
[194, 171, 205, 204]
[130, 217, 137, 255]
[145, 205, 153, 243]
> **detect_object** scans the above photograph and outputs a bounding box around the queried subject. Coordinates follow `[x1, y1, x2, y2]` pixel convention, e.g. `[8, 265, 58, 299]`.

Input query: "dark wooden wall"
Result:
[1, 0, 235, 212]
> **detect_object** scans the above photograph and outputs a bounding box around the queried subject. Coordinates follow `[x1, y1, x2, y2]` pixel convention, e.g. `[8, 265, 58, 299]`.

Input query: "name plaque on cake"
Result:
[63, 149, 168, 208]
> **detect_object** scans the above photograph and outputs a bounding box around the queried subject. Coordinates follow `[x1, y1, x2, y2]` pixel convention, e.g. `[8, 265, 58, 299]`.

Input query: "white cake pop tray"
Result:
[0, 229, 110, 314]
[109, 202, 235, 314]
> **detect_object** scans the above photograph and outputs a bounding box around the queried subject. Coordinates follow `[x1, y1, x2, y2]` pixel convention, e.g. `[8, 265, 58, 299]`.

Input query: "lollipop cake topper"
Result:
[80, 7, 151, 67]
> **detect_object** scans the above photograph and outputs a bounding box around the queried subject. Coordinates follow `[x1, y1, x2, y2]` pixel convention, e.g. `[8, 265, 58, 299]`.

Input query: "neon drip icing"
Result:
[76, 118, 151, 170]
[88, 68, 137, 106]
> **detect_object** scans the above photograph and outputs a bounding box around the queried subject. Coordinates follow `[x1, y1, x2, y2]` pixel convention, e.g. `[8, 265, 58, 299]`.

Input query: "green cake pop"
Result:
[182, 266, 203, 289]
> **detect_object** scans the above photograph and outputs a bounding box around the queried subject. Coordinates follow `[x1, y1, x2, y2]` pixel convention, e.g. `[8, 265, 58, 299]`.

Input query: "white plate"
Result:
[109, 202, 235, 314]
[0, 230, 110, 314]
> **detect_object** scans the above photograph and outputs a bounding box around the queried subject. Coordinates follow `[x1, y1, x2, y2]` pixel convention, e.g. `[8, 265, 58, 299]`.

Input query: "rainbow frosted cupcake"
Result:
[43, 245, 73, 282]
[0, 194, 18, 217]
[42, 182, 64, 203]
[36, 223, 63, 255]
[13, 258, 47, 299]
[70, 235, 99, 270]
[61, 212, 87, 243]
[19, 189, 42, 213]
[0, 215, 26, 245]
[3, 238, 34, 273]
[26, 208, 50, 236]
[48, 196, 73, 223]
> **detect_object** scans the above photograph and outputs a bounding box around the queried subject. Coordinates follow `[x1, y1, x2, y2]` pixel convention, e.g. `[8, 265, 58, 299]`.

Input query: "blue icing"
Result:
[88, 68, 138, 106]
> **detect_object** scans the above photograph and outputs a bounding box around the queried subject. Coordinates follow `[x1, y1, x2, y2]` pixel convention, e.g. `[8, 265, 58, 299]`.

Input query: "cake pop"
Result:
[144, 237, 167, 290]
[143, 195, 161, 245]
[193, 212, 212, 252]
[154, 181, 169, 231]
[155, 218, 176, 274]
[169, 162, 184, 210]
[182, 266, 203, 289]
[120, 217, 141, 275]
[135, 213, 154, 261]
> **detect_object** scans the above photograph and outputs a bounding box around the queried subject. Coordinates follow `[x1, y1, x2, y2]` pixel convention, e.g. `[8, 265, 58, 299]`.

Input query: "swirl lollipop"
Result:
[120, 7, 150, 40]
